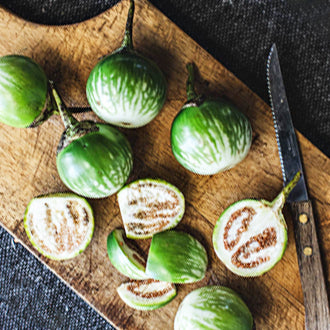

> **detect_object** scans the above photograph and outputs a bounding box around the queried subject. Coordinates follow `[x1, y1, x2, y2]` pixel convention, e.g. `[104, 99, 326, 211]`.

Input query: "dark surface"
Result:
[0, 0, 329, 329]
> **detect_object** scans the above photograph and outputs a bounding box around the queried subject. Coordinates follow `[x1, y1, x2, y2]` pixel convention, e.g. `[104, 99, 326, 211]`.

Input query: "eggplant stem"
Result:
[28, 92, 56, 128]
[271, 171, 301, 212]
[122, 0, 135, 50]
[49, 81, 78, 130]
[68, 107, 92, 114]
[282, 171, 301, 200]
[53, 107, 92, 115]
[186, 63, 198, 101]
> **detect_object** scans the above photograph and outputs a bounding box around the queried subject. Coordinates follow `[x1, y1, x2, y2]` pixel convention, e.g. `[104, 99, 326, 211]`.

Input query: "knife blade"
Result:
[267, 43, 330, 330]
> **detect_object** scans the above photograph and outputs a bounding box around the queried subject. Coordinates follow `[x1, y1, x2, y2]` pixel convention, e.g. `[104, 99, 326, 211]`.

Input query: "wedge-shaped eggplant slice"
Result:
[117, 279, 176, 310]
[107, 228, 148, 280]
[24, 193, 94, 260]
[146, 230, 208, 283]
[118, 178, 185, 239]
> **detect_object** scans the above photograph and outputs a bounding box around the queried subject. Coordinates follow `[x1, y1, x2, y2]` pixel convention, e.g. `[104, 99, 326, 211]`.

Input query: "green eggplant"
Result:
[213, 172, 300, 277]
[174, 286, 253, 330]
[0, 55, 54, 128]
[145, 230, 208, 283]
[171, 63, 252, 175]
[86, 0, 166, 128]
[51, 83, 133, 199]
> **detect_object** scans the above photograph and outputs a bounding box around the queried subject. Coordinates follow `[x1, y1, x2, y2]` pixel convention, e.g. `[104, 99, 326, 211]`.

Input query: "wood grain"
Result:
[0, 0, 329, 329]
[290, 201, 330, 330]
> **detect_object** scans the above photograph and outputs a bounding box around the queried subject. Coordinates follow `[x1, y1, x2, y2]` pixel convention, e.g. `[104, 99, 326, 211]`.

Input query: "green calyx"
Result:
[49, 81, 99, 155]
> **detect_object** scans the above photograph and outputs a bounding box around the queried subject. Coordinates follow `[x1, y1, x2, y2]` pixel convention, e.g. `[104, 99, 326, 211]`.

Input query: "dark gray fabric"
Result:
[0, 0, 329, 329]
[0, 229, 114, 329]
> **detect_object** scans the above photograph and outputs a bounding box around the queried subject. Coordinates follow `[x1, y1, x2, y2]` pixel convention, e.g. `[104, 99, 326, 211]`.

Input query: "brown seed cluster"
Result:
[29, 200, 89, 255]
[223, 207, 256, 251]
[127, 279, 174, 299]
[126, 220, 170, 236]
[127, 183, 180, 234]
[231, 227, 277, 268]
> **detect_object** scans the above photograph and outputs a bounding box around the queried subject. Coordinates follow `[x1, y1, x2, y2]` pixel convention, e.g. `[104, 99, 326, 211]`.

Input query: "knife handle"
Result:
[290, 200, 330, 330]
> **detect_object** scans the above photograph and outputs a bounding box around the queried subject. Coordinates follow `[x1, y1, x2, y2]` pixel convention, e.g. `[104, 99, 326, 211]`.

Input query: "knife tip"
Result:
[269, 43, 276, 56]
[267, 43, 277, 75]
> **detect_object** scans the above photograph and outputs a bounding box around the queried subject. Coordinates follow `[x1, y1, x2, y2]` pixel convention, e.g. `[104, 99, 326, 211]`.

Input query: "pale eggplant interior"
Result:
[25, 196, 93, 259]
[118, 180, 184, 237]
[117, 279, 176, 306]
[115, 229, 146, 269]
[215, 200, 286, 276]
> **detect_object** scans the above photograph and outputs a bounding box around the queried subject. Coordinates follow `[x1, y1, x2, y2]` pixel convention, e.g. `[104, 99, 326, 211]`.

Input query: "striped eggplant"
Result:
[117, 279, 176, 310]
[51, 83, 133, 199]
[24, 193, 94, 260]
[213, 172, 300, 277]
[117, 178, 185, 239]
[171, 63, 252, 175]
[145, 230, 208, 283]
[0, 55, 55, 128]
[107, 228, 148, 279]
[174, 286, 253, 330]
[86, 0, 166, 128]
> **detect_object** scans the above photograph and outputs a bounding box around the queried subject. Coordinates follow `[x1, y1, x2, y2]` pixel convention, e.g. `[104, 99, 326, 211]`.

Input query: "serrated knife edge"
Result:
[266, 44, 287, 183]
[266, 43, 308, 202]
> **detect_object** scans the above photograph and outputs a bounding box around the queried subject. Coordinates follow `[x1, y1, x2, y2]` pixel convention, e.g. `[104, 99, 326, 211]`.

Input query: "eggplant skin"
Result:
[56, 123, 133, 199]
[106, 229, 147, 280]
[145, 230, 208, 283]
[174, 286, 253, 330]
[171, 99, 252, 175]
[0, 55, 48, 128]
[86, 51, 167, 128]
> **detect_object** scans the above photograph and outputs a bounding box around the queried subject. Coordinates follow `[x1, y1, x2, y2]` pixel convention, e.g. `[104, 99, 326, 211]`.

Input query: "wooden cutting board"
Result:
[0, 0, 329, 328]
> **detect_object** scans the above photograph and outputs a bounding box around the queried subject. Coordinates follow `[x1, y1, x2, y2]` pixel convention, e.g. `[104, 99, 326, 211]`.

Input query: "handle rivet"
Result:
[299, 213, 308, 224]
[303, 247, 313, 256]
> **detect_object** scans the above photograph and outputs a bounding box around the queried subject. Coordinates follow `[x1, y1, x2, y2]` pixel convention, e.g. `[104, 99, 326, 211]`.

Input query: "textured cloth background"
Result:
[0, 0, 329, 329]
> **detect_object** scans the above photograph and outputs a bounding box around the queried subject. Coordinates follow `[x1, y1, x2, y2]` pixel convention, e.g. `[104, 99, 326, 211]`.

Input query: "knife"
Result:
[267, 43, 330, 330]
